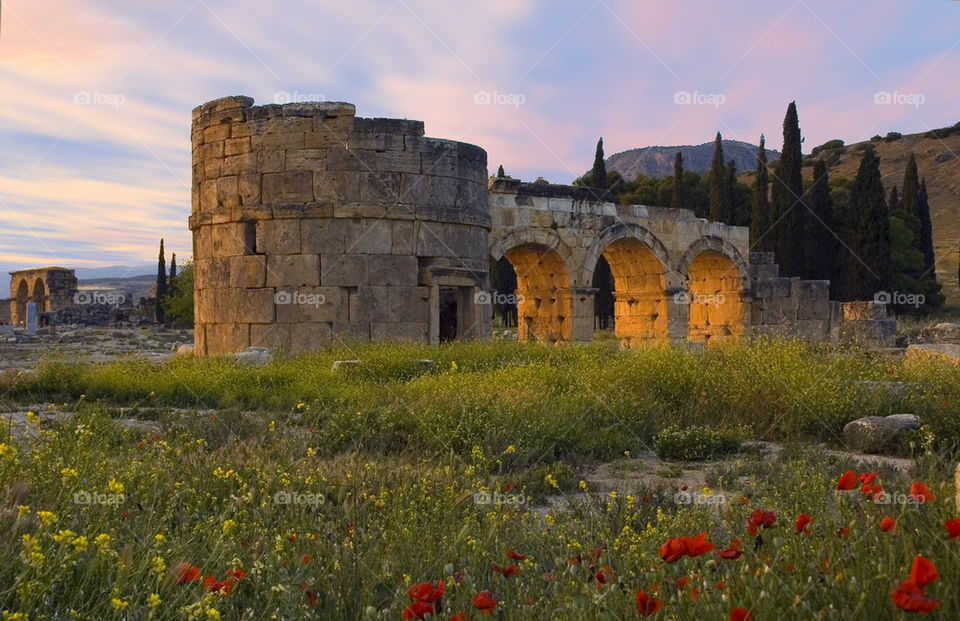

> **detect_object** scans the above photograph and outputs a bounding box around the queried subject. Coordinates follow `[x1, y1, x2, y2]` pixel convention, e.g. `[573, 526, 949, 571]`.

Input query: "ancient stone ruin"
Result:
[190, 96, 894, 355]
[8, 267, 78, 326]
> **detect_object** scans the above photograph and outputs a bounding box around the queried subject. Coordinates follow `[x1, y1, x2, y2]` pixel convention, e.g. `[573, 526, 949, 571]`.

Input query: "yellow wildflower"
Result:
[26, 411, 39, 425]
[110, 598, 128, 611]
[37, 511, 57, 527]
[148, 594, 160, 609]
[222, 519, 237, 535]
[72, 536, 88, 553]
[107, 479, 124, 494]
[16, 505, 30, 519]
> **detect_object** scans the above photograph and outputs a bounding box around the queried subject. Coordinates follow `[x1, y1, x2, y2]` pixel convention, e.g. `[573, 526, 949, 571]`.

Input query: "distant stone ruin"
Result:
[189, 96, 894, 355]
[8, 267, 78, 326]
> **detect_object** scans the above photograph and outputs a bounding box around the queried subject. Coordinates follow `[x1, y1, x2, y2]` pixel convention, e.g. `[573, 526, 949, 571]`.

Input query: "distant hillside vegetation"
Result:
[604, 140, 781, 180]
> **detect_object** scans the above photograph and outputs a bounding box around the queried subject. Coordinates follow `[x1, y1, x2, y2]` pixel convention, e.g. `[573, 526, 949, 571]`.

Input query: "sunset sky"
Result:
[1, 0, 958, 278]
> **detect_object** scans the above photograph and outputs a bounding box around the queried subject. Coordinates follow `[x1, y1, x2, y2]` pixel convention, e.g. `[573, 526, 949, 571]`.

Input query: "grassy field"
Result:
[1, 339, 959, 619]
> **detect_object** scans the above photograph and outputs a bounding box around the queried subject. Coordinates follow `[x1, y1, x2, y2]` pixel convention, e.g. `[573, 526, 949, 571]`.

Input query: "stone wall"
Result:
[189, 96, 490, 355]
[8, 267, 78, 326]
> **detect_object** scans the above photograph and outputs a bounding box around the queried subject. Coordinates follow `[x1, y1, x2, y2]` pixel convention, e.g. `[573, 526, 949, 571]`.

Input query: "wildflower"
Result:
[269, 420, 276, 432]
[594, 566, 615, 590]
[746, 508, 776, 536]
[176, 563, 200, 584]
[661, 532, 713, 562]
[407, 581, 444, 604]
[891, 555, 940, 613]
[206, 609, 220, 620]
[94, 533, 112, 550]
[148, 593, 161, 608]
[60, 468, 78, 481]
[450, 612, 467, 621]
[151, 556, 166, 575]
[110, 598, 128, 611]
[880, 517, 896, 532]
[203, 577, 232, 595]
[471, 591, 497, 615]
[858, 472, 878, 485]
[72, 536, 88, 552]
[26, 411, 38, 425]
[302, 554, 310, 565]
[836, 470, 857, 490]
[222, 519, 236, 535]
[795, 514, 812, 535]
[718, 538, 742, 559]
[945, 519, 960, 539]
[836, 527, 850, 538]
[909, 482, 935, 503]
[107, 479, 124, 494]
[544, 474, 558, 488]
[506, 549, 527, 561]
[16, 505, 30, 519]
[36, 511, 57, 527]
[503, 445, 515, 455]
[402, 602, 435, 620]
[730, 608, 752, 621]
[491, 563, 519, 578]
[635, 590, 663, 616]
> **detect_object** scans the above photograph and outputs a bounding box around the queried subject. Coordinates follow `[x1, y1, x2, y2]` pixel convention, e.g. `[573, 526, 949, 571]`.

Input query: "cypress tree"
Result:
[497, 164, 505, 178]
[591, 138, 607, 191]
[916, 179, 936, 278]
[156, 239, 167, 324]
[807, 159, 840, 289]
[170, 253, 177, 282]
[672, 152, 685, 210]
[888, 185, 900, 213]
[708, 133, 728, 222]
[899, 153, 919, 214]
[770, 102, 806, 277]
[847, 147, 890, 300]
[750, 135, 772, 251]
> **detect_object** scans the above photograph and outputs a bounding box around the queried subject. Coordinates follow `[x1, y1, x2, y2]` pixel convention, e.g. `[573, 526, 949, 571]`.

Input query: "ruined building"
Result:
[8, 267, 78, 326]
[190, 96, 893, 355]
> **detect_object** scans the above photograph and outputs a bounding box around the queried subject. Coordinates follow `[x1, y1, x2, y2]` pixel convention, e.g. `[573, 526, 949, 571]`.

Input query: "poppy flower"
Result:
[301, 554, 310, 565]
[491, 564, 519, 578]
[688, 587, 700, 601]
[861, 483, 883, 498]
[836, 470, 857, 490]
[730, 608, 752, 621]
[595, 566, 615, 590]
[909, 555, 938, 587]
[880, 516, 896, 532]
[408, 581, 444, 603]
[682, 532, 715, 557]
[202, 576, 232, 594]
[506, 549, 527, 561]
[403, 601, 435, 620]
[471, 591, 497, 615]
[718, 538, 743, 559]
[747, 508, 776, 535]
[450, 612, 467, 621]
[226, 568, 246, 581]
[858, 472, 878, 485]
[945, 519, 960, 539]
[795, 514, 812, 534]
[675, 576, 688, 590]
[176, 563, 200, 584]
[635, 590, 663, 616]
[909, 482, 935, 503]
[660, 537, 687, 563]
[836, 527, 850, 538]
[891, 580, 941, 614]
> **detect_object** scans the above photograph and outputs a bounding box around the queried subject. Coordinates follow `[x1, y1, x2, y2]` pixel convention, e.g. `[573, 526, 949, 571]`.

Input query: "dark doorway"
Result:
[490, 256, 518, 328]
[592, 255, 614, 330]
[439, 287, 458, 342]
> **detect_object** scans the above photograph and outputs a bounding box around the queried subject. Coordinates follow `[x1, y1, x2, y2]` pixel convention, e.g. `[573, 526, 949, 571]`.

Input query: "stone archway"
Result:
[683, 249, 745, 345]
[601, 238, 668, 346]
[32, 279, 47, 312]
[14, 279, 28, 326]
[501, 243, 572, 343]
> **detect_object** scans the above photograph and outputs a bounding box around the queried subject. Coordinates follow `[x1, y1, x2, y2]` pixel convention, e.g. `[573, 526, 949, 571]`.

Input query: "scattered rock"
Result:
[843, 414, 920, 454]
[176, 345, 195, 356]
[332, 360, 360, 370]
[234, 346, 271, 366]
[905, 343, 960, 366]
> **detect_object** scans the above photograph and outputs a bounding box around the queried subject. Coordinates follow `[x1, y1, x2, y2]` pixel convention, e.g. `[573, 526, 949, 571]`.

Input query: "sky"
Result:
[0, 0, 958, 276]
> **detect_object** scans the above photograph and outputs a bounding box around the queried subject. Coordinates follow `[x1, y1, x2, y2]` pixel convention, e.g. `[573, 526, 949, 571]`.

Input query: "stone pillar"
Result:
[665, 287, 688, 345]
[570, 287, 596, 343]
[25, 302, 37, 335]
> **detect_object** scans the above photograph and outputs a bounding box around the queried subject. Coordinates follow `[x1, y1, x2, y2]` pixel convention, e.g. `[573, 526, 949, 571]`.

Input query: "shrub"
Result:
[884, 131, 903, 142]
[811, 139, 845, 156]
[653, 424, 749, 461]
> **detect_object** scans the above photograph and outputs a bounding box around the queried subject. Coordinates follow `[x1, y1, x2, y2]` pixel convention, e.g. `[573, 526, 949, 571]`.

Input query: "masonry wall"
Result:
[190, 97, 490, 355]
[8, 267, 78, 326]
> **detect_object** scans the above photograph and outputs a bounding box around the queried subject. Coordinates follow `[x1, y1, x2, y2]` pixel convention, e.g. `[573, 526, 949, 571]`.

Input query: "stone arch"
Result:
[678, 237, 747, 345]
[585, 224, 671, 346]
[32, 278, 47, 312]
[14, 278, 28, 326]
[491, 229, 574, 343]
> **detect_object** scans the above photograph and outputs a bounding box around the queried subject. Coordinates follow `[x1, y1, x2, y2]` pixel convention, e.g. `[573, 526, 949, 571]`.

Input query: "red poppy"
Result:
[202, 576, 232, 594]
[909, 482, 935, 503]
[836, 527, 850, 538]
[595, 566, 615, 590]
[747, 508, 777, 535]
[858, 472, 878, 485]
[688, 587, 700, 601]
[471, 591, 497, 615]
[407, 580, 444, 603]
[945, 519, 960, 539]
[861, 483, 883, 498]
[891, 580, 941, 614]
[450, 612, 467, 621]
[641, 495, 650, 503]
[506, 549, 527, 561]
[795, 514, 812, 534]
[176, 563, 200, 584]
[730, 608, 752, 621]
[738, 496, 749, 505]
[301, 554, 310, 565]
[836, 470, 857, 490]
[635, 590, 663, 616]
[682, 532, 715, 557]
[226, 568, 246, 580]
[718, 537, 743, 559]
[675, 576, 688, 590]
[910, 555, 938, 587]
[716, 581, 725, 590]
[491, 564, 519, 578]
[880, 516, 896, 532]
[403, 601, 435, 620]
[288, 533, 296, 543]
[660, 537, 687, 563]
[567, 555, 582, 565]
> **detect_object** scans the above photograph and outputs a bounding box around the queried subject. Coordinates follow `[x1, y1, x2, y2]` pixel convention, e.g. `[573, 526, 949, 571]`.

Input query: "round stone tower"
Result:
[189, 96, 490, 355]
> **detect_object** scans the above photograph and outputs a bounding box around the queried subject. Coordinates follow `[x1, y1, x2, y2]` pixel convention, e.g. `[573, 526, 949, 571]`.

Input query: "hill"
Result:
[604, 139, 781, 180]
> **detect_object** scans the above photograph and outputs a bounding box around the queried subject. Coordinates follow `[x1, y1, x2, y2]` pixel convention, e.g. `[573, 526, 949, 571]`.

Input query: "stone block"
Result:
[210, 223, 247, 256]
[314, 171, 360, 203]
[256, 219, 300, 254]
[359, 172, 400, 203]
[216, 176, 239, 208]
[257, 150, 285, 174]
[262, 171, 314, 204]
[344, 219, 392, 254]
[376, 151, 421, 174]
[265, 254, 319, 287]
[200, 180, 218, 211]
[224, 137, 251, 156]
[320, 253, 368, 287]
[753, 277, 793, 299]
[250, 323, 293, 349]
[369, 255, 419, 287]
[370, 321, 427, 342]
[285, 149, 326, 172]
[326, 148, 375, 172]
[236, 288, 276, 323]
[302, 218, 346, 254]
[350, 286, 390, 323]
[347, 132, 405, 151]
[228, 255, 266, 288]
[290, 322, 332, 352]
[221, 153, 256, 176]
[296, 287, 346, 323]
[386, 286, 429, 322]
[392, 221, 415, 254]
[205, 323, 249, 354]
[238, 173, 262, 206]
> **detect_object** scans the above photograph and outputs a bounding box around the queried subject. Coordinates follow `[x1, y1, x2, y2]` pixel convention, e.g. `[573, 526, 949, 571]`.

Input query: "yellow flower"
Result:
[579, 480, 588, 491]
[107, 479, 124, 494]
[94, 534, 112, 548]
[53, 530, 77, 545]
[2, 611, 29, 621]
[36, 511, 57, 527]
[450, 361, 458, 371]
[222, 519, 237, 535]
[21, 534, 38, 551]
[0, 444, 16, 458]
[268, 421, 276, 432]
[503, 445, 515, 455]
[72, 536, 88, 553]
[147, 594, 161, 609]
[16, 505, 30, 519]
[608, 491, 618, 499]
[296, 402, 306, 410]
[544, 474, 558, 489]
[60, 468, 78, 482]
[110, 598, 128, 611]
[307, 447, 315, 457]
[154, 534, 166, 545]
[26, 411, 39, 425]
[206, 609, 220, 620]
[151, 556, 166, 575]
